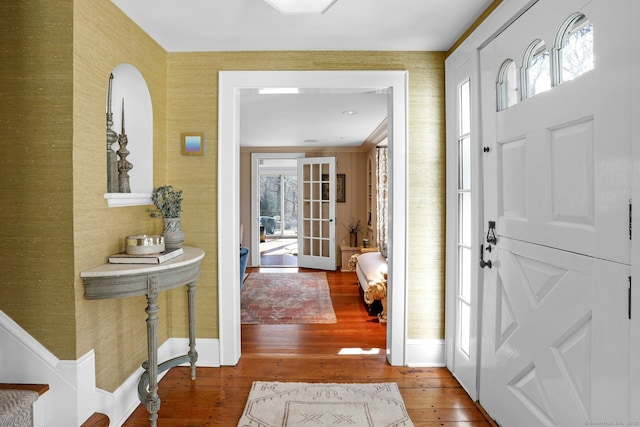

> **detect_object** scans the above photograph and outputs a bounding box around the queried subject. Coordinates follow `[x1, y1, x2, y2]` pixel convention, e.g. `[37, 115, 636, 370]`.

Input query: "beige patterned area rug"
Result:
[237, 382, 414, 427]
[241, 272, 337, 324]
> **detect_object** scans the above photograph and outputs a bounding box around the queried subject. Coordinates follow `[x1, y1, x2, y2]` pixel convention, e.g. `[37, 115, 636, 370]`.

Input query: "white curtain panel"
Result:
[376, 147, 388, 259]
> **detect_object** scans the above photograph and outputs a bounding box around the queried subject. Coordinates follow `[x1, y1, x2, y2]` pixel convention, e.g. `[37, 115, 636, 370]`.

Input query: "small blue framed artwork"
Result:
[182, 132, 204, 156]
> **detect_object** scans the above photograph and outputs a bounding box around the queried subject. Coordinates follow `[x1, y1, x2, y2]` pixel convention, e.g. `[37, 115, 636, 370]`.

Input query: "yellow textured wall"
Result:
[406, 56, 447, 339]
[168, 51, 446, 341]
[0, 0, 76, 359]
[1, 2, 444, 394]
[71, 0, 168, 392]
[0, 2, 168, 390]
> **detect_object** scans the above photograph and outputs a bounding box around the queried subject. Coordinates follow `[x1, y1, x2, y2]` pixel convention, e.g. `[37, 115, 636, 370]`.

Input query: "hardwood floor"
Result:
[123, 269, 495, 426]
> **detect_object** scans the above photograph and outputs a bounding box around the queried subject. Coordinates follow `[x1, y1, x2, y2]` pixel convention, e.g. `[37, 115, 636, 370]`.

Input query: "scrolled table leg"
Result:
[187, 281, 198, 380]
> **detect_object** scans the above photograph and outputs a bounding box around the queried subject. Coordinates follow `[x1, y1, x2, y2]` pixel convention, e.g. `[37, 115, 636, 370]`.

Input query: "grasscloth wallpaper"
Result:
[168, 50, 446, 344]
[73, 0, 169, 392]
[1, 0, 444, 392]
[0, 0, 75, 363]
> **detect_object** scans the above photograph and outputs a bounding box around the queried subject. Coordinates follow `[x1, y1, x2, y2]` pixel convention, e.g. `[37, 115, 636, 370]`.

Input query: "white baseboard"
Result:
[0, 310, 221, 427]
[405, 339, 446, 367]
[108, 337, 221, 426]
[2, 309, 445, 424]
[0, 310, 94, 426]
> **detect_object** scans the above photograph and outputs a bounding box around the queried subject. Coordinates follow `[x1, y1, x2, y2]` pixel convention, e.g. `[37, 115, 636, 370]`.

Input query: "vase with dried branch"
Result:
[149, 185, 184, 249]
[344, 217, 362, 247]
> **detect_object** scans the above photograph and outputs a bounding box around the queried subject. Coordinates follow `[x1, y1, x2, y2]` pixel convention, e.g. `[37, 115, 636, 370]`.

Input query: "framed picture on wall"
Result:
[323, 174, 346, 202]
[182, 132, 204, 156]
[336, 174, 345, 202]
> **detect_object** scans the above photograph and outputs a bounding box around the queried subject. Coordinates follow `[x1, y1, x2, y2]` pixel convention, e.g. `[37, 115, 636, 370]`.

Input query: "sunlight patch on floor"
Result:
[260, 238, 298, 255]
[338, 348, 382, 355]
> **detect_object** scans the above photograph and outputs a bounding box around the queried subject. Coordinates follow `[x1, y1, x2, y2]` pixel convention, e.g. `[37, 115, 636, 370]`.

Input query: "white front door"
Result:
[478, 0, 632, 424]
[480, 238, 630, 426]
[297, 157, 336, 270]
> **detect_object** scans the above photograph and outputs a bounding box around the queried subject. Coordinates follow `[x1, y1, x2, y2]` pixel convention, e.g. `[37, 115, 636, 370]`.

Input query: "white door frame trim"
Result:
[218, 70, 408, 366]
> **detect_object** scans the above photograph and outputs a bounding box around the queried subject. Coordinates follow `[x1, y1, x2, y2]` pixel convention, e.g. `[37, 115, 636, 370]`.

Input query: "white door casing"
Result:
[631, 0, 640, 421]
[297, 157, 337, 270]
[478, 0, 632, 425]
[218, 71, 408, 366]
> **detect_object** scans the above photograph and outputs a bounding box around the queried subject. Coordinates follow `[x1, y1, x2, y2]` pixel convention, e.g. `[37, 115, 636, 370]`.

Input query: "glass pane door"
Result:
[297, 157, 336, 270]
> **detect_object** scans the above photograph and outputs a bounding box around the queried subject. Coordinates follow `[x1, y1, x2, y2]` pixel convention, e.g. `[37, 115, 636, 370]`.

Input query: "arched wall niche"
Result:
[104, 63, 154, 207]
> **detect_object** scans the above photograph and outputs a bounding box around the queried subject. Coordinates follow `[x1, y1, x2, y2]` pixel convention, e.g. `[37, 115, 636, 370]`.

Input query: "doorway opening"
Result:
[218, 70, 408, 367]
[258, 157, 298, 267]
[251, 153, 305, 268]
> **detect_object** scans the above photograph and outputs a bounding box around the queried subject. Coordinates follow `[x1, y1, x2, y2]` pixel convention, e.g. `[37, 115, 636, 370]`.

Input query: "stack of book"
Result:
[108, 247, 184, 264]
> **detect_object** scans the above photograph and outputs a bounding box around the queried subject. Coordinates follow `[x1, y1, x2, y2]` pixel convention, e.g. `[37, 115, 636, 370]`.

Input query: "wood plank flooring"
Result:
[123, 268, 496, 426]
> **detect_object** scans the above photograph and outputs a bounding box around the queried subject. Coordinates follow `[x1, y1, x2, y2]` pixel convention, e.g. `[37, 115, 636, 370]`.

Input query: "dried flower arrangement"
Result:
[148, 185, 183, 218]
[345, 217, 362, 235]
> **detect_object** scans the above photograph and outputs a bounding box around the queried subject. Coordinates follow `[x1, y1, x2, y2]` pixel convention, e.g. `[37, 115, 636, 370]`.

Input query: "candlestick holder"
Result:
[106, 73, 119, 193]
[117, 99, 133, 193]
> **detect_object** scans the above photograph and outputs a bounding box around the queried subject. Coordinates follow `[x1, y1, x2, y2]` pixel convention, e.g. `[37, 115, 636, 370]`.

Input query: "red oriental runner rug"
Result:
[241, 272, 337, 324]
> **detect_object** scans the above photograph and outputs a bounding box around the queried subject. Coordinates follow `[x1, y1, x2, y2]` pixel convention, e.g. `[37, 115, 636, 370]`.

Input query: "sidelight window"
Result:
[457, 79, 472, 357]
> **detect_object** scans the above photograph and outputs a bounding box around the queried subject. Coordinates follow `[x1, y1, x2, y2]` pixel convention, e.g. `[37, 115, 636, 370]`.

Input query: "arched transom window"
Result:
[523, 39, 551, 99]
[495, 12, 594, 111]
[555, 13, 593, 84]
[497, 59, 518, 111]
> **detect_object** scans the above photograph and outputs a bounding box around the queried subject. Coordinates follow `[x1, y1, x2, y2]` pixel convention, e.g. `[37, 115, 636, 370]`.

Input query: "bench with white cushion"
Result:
[353, 251, 387, 315]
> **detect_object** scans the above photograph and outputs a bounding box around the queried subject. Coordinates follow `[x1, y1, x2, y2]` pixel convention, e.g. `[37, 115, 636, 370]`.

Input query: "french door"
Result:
[297, 157, 336, 270]
[478, 0, 632, 425]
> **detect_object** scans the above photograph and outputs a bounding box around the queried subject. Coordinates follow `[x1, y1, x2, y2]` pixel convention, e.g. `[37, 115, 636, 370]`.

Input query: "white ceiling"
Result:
[112, 0, 493, 147]
[111, 0, 492, 52]
[240, 89, 389, 148]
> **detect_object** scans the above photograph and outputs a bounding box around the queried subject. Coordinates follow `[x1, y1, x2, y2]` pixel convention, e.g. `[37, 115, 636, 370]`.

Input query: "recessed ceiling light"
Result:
[258, 87, 299, 95]
[264, 0, 338, 15]
[342, 110, 357, 115]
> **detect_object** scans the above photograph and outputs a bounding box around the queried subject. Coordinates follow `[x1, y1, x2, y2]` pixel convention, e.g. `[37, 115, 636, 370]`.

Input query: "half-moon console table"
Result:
[81, 246, 205, 427]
